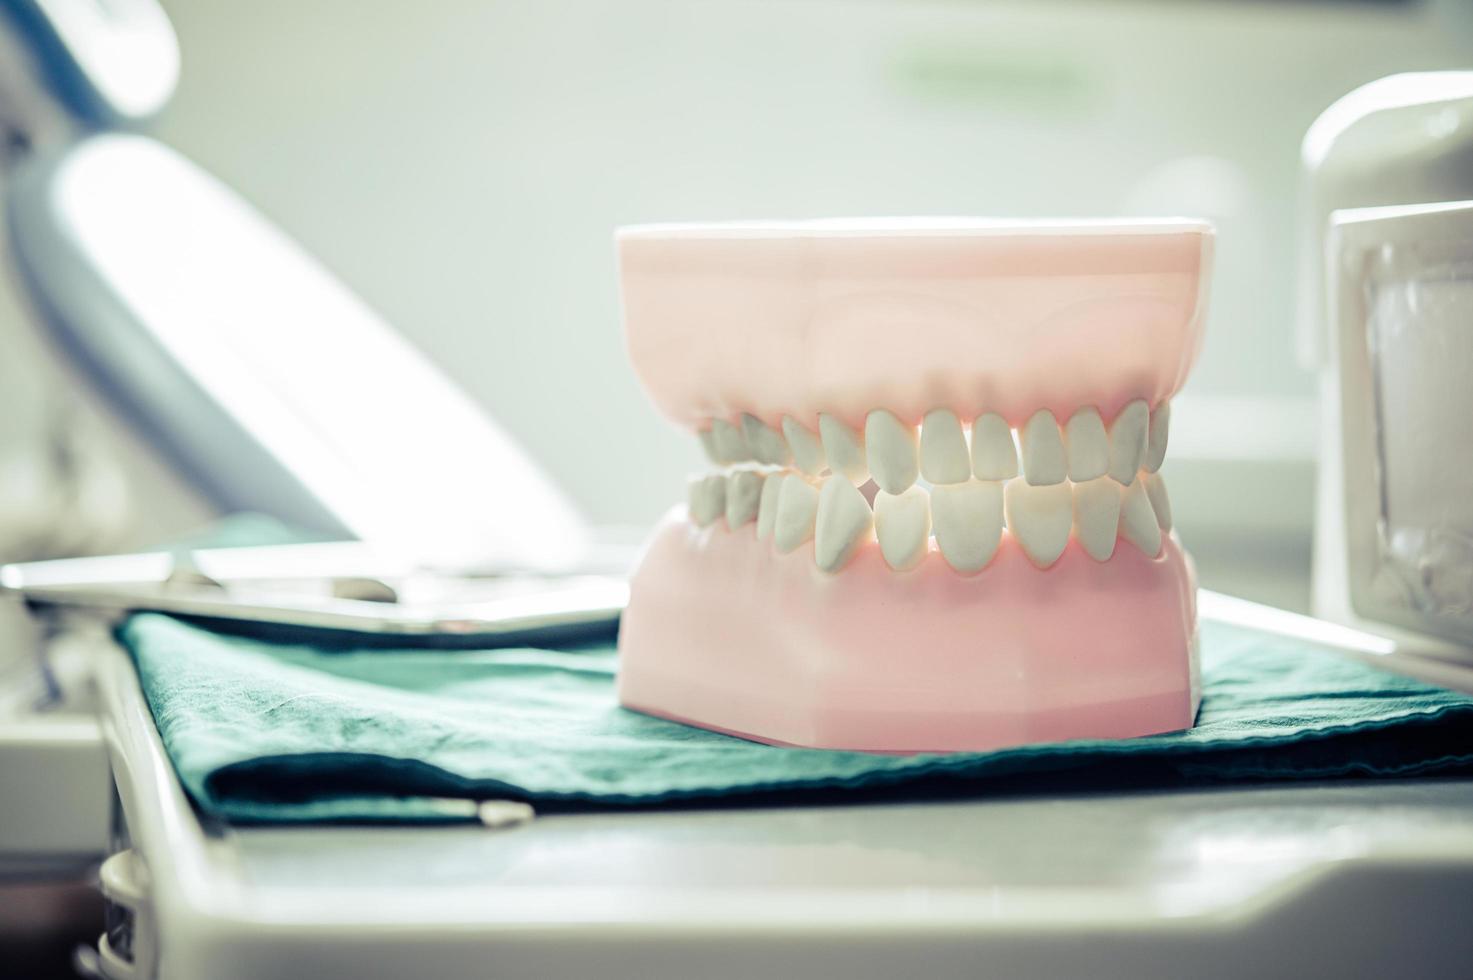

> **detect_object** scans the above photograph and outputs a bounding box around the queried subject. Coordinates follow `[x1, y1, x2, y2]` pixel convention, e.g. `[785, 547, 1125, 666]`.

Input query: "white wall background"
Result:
[143, 0, 1473, 531]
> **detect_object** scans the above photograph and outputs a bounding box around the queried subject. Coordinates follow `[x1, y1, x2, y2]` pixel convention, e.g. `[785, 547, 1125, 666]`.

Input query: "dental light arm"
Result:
[2, 0, 589, 573]
[0, 0, 177, 126]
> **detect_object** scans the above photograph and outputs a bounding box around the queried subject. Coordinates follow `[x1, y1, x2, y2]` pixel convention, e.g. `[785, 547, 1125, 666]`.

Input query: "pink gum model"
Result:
[616, 218, 1214, 754]
[620, 218, 1210, 431]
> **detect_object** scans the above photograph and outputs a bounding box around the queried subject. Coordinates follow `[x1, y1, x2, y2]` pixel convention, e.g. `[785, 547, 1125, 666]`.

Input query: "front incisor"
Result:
[931, 480, 1004, 573]
[874, 486, 931, 571]
[1020, 409, 1067, 486]
[970, 413, 1018, 481]
[1003, 479, 1072, 568]
[1071, 477, 1121, 561]
[919, 409, 970, 485]
[1064, 408, 1109, 483]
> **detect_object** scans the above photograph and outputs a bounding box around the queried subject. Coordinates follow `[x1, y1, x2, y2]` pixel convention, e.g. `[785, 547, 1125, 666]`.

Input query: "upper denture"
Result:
[619, 218, 1212, 432]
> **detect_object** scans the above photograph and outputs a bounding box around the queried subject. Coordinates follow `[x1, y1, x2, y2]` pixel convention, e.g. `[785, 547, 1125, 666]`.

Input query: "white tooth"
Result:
[932, 480, 1004, 574]
[755, 471, 783, 540]
[819, 414, 868, 483]
[697, 427, 721, 464]
[919, 409, 971, 485]
[1072, 478, 1121, 562]
[1107, 399, 1149, 485]
[1020, 409, 1067, 486]
[874, 487, 931, 571]
[741, 413, 791, 466]
[773, 475, 820, 554]
[709, 418, 749, 463]
[969, 413, 1018, 480]
[782, 416, 827, 476]
[725, 470, 764, 529]
[688, 474, 726, 527]
[865, 409, 919, 494]
[1145, 402, 1170, 473]
[1064, 407, 1109, 482]
[687, 477, 706, 525]
[1119, 478, 1162, 556]
[1144, 471, 1172, 531]
[1003, 479, 1072, 568]
[814, 477, 873, 572]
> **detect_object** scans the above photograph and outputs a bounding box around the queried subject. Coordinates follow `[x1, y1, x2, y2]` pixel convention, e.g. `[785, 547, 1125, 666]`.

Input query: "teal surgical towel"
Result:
[120, 613, 1473, 824]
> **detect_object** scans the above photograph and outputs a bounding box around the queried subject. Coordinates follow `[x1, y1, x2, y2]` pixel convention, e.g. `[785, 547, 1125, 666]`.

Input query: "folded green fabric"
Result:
[120, 612, 1473, 824]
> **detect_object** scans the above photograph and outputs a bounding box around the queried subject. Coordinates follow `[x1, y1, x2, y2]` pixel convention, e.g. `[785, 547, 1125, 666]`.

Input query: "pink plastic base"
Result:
[618, 510, 1202, 754]
[618, 219, 1213, 432]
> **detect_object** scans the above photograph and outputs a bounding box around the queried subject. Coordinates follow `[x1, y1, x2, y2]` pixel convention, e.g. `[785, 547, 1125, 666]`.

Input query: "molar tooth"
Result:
[1144, 471, 1172, 531]
[1019, 409, 1067, 486]
[688, 474, 726, 527]
[919, 409, 971, 485]
[865, 409, 919, 494]
[819, 414, 868, 483]
[782, 416, 827, 476]
[1119, 478, 1163, 556]
[814, 477, 873, 573]
[741, 413, 791, 466]
[1107, 399, 1149, 484]
[1064, 408, 1109, 482]
[1072, 478, 1121, 562]
[969, 413, 1018, 480]
[709, 418, 750, 464]
[932, 479, 1004, 574]
[1145, 402, 1170, 473]
[697, 427, 721, 464]
[725, 469, 764, 529]
[687, 477, 706, 525]
[874, 487, 931, 572]
[755, 471, 783, 540]
[773, 474, 820, 554]
[1003, 479, 1072, 568]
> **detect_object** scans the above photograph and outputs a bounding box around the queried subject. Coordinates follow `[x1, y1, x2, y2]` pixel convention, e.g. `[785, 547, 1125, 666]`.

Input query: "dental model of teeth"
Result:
[684, 402, 1173, 574]
[616, 218, 1213, 753]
